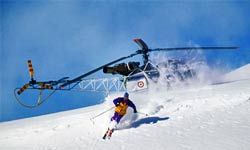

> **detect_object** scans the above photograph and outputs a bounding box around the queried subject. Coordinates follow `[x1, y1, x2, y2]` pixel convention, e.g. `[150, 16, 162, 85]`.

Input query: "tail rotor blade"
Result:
[17, 83, 30, 95]
[27, 60, 34, 80]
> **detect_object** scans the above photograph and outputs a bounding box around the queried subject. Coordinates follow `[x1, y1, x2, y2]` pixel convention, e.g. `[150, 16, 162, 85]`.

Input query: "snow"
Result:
[223, 63, 250, 81]
[0, 64, 250, 150]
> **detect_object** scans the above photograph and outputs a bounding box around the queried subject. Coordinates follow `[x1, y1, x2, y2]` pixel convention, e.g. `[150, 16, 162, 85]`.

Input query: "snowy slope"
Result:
[223, 63, 250, 81]
[0, 65, 250, 150]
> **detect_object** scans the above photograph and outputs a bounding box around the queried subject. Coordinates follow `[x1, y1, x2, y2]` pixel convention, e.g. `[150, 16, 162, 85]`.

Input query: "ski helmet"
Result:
[124, 92, 129, 98]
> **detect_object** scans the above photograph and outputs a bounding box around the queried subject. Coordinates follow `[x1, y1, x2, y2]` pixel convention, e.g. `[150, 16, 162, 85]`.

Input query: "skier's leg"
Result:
[103, 113, 124, 139]
[110, 112, 120, 127]
[103, 113, 119, 139]
[106, 120, 117, 139]
[103, 123, 116, 140]
[108, 120, 118, 129]
[107, 113, 123, 138]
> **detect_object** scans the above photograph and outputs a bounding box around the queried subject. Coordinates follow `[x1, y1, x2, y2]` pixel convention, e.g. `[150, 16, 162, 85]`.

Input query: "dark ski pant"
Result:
[111, 112, 123, 123]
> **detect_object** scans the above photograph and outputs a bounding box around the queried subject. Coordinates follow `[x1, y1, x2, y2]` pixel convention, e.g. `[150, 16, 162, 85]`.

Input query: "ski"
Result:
[102, 128, 114, 140]
[102, 130, 109, 139]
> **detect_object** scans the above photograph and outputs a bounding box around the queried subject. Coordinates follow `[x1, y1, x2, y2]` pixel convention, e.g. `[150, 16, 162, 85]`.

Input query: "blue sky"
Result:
[1, 0, 250, 122]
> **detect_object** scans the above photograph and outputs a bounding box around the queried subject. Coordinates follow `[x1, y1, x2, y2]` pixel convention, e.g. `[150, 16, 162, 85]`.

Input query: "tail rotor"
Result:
[16, 60, 36, 95]
[14, 60, 57, 108]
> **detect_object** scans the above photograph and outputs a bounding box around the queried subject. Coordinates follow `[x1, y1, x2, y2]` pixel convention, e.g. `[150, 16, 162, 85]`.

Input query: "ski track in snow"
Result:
[1, 65, 250, 150]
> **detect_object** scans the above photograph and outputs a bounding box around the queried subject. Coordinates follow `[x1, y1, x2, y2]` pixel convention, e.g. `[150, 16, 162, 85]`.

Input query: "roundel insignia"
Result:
[137, 81, 144, 88]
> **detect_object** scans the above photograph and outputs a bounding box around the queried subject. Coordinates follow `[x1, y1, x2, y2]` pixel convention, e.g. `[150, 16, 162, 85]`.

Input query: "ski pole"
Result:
[137, 111, 149, 116]
[90, 106, 115, 120]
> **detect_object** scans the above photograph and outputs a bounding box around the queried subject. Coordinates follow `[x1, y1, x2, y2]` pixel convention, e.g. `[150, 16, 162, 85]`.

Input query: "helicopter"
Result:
[14, 38, 237, 108]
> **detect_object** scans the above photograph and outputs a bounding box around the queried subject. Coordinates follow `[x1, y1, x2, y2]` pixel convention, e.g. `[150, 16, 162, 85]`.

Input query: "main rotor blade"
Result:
[60, 52, 139, 88]
[149, 46, 238, 52]
[134, 38, 149, 50]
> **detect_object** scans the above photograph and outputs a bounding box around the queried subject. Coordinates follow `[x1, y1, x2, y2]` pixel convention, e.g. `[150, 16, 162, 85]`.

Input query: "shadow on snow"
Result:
[211, 78, 250, 85]
[117, 116, 169, 130]
[131, 116, 170, 128]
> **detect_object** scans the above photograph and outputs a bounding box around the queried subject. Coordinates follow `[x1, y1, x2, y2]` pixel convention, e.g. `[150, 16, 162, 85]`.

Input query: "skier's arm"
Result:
[113, 98, 122, 106]
[128, 100, 137, 113]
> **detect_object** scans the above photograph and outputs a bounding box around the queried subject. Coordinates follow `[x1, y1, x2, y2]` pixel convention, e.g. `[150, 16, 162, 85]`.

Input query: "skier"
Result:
[103, 92, 137, 139]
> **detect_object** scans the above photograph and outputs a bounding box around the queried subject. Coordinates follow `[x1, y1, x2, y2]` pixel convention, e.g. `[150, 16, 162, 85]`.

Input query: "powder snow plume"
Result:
[102, 49, 233, 129]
